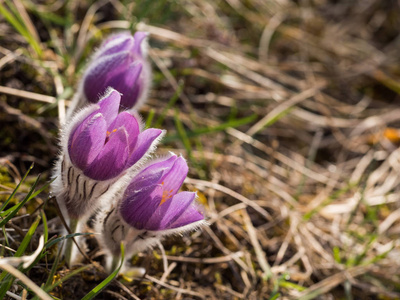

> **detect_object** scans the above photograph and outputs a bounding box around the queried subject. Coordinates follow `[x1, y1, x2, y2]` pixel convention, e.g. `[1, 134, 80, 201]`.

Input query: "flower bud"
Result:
[121, 154, 204, 231]
[82, 31, 151, 110]
[95, 154, 205, 256]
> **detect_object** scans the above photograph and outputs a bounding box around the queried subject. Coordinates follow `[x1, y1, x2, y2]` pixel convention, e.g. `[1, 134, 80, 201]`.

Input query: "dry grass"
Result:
[1, 0, 400, 299]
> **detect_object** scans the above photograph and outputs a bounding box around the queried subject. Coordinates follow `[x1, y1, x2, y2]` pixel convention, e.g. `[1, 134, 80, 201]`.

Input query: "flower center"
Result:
[159, 181, 173, 205]
[105, 128, 117, 143]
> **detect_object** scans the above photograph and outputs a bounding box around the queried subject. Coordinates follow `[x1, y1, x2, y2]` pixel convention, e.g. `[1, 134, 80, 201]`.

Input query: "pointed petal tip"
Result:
[134, 31, 149, 38]
[108, 32, 134, 43]
[144, 191, 197, 231]
[102, 87, 122, 99]
[133, 31, 148, 56]
[169, 207, 205, 229]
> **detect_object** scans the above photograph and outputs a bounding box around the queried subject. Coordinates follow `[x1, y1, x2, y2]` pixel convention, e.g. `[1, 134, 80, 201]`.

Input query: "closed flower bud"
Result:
[82, 32, 151, 110]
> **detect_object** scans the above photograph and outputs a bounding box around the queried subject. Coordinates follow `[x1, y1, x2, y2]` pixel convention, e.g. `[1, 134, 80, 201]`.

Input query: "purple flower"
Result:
[53, 88, 163, 219]
[120, 154, 204, 231]
[82, 31, 151, 110]
[67, 89, 162, 181]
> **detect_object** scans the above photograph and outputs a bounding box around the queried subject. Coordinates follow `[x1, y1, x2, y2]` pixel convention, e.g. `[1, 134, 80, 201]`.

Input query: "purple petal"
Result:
[125, 169, 164, 195]
[108, 111, 140, 150]
[83, 52, 130, 103]
[160, 156, 188, 197]
[125, 154, 177, 192]
[68, 114, 107, 169]
[84, 127, 129, 180]
[145, 191, 196, 230]
[136, 154, 177, 180]
[106, 63, 143, 109]
[97, 90, 121, 125]
[103, 33, 131, 44]
[97, 34, 134, 57]
[132, 32, 148, 56]
[120, 184, 162, 229]
[69, 108, 102, 148]
[169, 203, 204, 229]
[127, 128, 163, 166]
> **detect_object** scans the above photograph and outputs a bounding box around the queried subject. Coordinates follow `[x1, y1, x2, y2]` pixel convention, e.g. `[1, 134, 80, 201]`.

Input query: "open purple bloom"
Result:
[53, 88, 163, 218]
[82, 31, 151, 110]
[120, 154, 204, 231]
[67, 89, 162, 181]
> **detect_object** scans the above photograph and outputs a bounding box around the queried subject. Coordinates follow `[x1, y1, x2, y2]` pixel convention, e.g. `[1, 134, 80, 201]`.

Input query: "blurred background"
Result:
[0, 0, 400, 299]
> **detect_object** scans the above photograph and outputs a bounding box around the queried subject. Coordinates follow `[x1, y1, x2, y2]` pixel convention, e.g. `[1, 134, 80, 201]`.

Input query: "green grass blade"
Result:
[279, 280, 307, 291]
[31, 243, 63, 300]
[0, 178, 53, 219]
[174, 108, 193, 158]
[333, 246, 341, 264]
[0, 174, 41, 227]
[44, 232, 93, 250]
[24, 2, 68, 26]
[1, 203, 22, 217]
[0, 163, 33, 212]
[154, 81, 184, 128]
[43, 247, 62, 290]
[0, 3, 42, 56]
[0, 215, 41, 298]
[145, 108, 155, 128]
[14, 215, 41, 258]
[164, 114, 257, 143]
[1, 227, 9, 249]
[0, 3, 29, 42]
[45, 265, 90, 294]
[269, 293, 281, 300]
[28, 178, 55, 200]
[81, 243, 125, 300]
[33, 244, 89, 300]
[41, 210, 48, 244]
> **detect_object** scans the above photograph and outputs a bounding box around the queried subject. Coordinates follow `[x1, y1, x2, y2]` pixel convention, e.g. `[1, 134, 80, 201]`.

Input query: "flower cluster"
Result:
[51, 32, 205, 270]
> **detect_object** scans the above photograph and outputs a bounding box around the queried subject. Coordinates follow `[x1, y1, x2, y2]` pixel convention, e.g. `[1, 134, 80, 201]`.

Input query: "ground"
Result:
[1, 0, 400, 299]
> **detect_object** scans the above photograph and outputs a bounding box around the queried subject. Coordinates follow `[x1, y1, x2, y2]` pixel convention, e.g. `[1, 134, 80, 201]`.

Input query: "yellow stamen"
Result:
[159, 189, 173, 206]
[106, 128, 118, 137]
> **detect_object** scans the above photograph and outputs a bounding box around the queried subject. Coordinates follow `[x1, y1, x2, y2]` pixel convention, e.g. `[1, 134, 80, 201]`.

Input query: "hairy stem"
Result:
[64, 218, 79, 267]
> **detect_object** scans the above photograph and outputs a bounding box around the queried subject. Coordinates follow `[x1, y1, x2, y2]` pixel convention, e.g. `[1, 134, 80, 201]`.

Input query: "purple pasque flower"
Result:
[53, 88, 163, 218]
[82, 31, 151, 110]
[68, 89, 162, 181]
[120, 154, 204, 232]
[95, 153, 205, 257]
